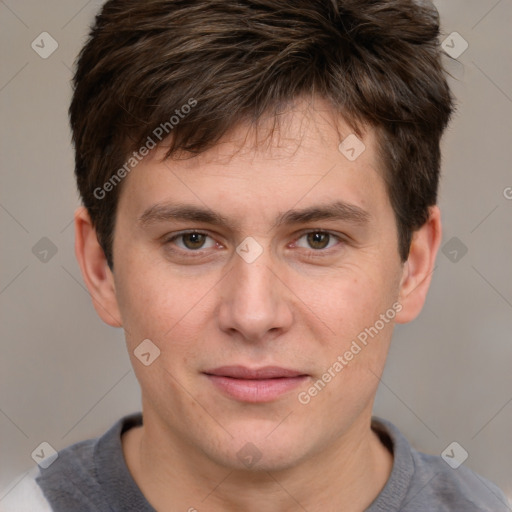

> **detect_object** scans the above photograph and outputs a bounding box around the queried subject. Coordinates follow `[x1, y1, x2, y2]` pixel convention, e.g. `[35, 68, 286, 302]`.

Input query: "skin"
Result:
[75, 97, 441, 512]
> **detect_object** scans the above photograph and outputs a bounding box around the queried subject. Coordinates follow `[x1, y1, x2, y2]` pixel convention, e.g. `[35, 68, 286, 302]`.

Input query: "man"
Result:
[4, 0, 510, 510]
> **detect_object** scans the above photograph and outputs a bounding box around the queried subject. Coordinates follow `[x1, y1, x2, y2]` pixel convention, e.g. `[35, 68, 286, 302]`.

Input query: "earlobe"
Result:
[74, 206, 123, 328]
[395, 206, 442, 324]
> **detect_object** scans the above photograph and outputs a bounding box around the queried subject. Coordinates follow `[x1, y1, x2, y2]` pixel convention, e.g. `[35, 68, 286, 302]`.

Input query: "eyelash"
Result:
[163, 229, 345, 258]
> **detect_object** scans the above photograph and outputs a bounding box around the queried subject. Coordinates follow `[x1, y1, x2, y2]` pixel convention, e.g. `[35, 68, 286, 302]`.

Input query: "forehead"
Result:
[116, 98, 389, 225]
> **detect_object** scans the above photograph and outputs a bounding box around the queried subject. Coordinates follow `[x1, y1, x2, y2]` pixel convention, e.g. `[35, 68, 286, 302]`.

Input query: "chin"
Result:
[223, 449, 306, 474]
[210, 427, 312, 473]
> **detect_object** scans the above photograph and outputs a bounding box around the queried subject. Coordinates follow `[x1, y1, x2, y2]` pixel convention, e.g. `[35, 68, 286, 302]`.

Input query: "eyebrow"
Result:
[137, 200, 371, 230]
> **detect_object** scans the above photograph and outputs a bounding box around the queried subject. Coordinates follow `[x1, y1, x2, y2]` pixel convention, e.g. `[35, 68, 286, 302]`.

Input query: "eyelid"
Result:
[164, 229, 218, 248]
[163, 228, 347, 255]
[291, 229, 345, 251]
[295, 228, 344, 239]
[165, 229, 211, 239]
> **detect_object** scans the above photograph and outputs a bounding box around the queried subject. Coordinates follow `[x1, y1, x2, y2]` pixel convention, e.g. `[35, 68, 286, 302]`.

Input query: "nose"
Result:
[216, 247, 293, 344]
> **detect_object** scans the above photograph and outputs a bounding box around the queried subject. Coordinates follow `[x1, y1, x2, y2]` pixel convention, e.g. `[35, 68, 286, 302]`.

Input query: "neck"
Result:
[122, 410, 393, 512]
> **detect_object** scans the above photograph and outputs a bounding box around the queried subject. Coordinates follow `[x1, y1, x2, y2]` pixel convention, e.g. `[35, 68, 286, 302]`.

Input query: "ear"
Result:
[74, 206, 123, 327]
[395, 205, 442, 324]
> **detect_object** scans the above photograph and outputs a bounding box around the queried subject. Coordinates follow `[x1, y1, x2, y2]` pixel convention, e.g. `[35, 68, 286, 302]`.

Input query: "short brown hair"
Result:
[70, 0, 454, 268]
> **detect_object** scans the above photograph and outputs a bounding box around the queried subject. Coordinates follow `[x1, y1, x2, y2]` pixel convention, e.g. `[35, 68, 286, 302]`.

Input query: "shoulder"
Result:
[34, 435, 98, 489]
[3, 413, 143, 512]
[1, 467, 52, 512]
[2, 437, 99, 512]
[371, 417, 511, 512]
[41, 413, 143, 511]
[409, 449, 510, 511]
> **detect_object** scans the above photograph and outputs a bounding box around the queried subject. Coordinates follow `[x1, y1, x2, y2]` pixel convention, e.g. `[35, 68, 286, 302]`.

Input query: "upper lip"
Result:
[203, 366, 307, 379]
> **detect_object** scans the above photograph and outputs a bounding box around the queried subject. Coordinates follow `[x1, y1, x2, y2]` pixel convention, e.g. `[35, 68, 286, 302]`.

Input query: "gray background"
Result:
[1, 0, 511, 504]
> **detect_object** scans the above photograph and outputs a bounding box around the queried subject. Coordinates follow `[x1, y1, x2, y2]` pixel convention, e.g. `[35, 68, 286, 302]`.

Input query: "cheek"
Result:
[291, 264, 398, 404]
[114, 255, 212, 346]
[118, 269, 210, 409]
[293, 266, 397, 341]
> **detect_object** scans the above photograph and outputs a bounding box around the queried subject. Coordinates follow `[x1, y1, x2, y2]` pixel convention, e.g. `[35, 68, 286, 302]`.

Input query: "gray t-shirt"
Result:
[27, 413, 510, 511]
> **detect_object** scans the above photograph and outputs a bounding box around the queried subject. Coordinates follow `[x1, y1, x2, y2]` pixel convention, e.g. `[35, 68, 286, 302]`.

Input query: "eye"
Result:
[164, 230, 343, 257]
[167, 231, 217, 251]
[294, 231, 341, 251]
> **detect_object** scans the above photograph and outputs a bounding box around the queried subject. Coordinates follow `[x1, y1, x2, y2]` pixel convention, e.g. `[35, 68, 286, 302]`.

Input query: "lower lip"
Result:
[205, 375, 308, 403]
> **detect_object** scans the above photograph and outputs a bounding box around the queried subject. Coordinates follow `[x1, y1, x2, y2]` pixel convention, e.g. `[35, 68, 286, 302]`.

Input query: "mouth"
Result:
[203, 366, 309, 403]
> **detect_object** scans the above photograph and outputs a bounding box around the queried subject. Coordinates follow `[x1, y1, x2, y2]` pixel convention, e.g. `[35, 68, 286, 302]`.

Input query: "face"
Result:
[110, 98, 406, 471]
